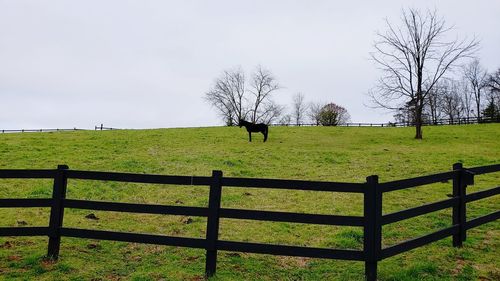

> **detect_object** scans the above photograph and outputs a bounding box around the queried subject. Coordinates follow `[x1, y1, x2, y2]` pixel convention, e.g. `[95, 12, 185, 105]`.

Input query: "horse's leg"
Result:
[248, 132, 252, 142]
[263, 128, 268, 142]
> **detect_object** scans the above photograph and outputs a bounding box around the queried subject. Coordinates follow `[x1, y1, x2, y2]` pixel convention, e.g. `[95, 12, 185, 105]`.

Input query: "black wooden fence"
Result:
[0, 163, 499, 280]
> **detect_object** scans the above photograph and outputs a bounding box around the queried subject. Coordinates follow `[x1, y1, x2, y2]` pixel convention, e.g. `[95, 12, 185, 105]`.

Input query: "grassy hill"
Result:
[0, 124, 499, 280]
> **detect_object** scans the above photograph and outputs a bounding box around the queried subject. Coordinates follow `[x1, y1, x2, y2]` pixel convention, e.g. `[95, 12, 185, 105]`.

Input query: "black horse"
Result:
[238, 119, 268, 142]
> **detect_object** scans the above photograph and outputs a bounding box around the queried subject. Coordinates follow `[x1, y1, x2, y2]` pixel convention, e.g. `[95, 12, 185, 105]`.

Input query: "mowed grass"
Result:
[0, 124, 499, 281]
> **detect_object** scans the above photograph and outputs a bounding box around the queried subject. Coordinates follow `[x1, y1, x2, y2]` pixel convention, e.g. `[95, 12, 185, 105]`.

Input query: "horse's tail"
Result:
[264, 126, 268, 142]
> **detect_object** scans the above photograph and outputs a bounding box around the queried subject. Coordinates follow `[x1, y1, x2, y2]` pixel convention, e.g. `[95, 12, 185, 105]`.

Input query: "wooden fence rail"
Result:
[0, 163, 499, 280]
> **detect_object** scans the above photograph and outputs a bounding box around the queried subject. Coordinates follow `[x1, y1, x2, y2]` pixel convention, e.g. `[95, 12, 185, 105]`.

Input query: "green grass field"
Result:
[0, 124, 499, 281]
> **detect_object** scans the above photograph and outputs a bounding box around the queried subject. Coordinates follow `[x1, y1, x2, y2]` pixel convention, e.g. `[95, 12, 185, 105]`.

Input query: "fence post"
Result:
[452, 163, 464, 247]
[205, 170, 223, 277]
[47, 165, 69, 259]
[364, 175, 381, 281]
[452, 163, 474, 247]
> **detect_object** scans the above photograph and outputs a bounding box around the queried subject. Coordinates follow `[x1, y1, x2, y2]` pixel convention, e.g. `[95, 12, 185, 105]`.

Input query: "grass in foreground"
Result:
[0, 124, 499, 280]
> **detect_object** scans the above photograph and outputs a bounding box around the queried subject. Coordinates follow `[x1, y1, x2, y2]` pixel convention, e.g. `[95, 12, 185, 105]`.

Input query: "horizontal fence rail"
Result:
[380, 171, 455, 192]
[0, 163, 499, 281]
[219, 208, 364, 226]
[66, 170, 212, 185]
[381, 197, 459, 225]
[64, 199, 209, 217]
[217, 240, 365, 261]
[0, 227, 51, 237]
[60, 228, 207, 249]
[380, 225, 460, 259]
[0, 169, 56, 179]
[222, 176, 365, 192]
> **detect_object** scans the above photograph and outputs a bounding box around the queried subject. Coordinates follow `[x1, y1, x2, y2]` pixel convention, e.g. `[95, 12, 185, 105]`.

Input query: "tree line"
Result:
[369, 8, 500, 139]
[393, 59, 500, 126]
[205, 67, 351, 127]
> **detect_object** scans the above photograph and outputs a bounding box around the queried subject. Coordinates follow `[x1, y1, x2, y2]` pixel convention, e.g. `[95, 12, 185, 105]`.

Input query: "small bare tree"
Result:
[278, 114, 292, 126]
[256, 101, 285, 125]
[424, 85, 442, 125]
[369, 8, 478, 139]
[292, 93, 308, 125]
[463, 59, 488, 120]
[459, 80, 473, 122]
[205, 68, 246, 126]
[439, 79, 464, 123]
[308, 102, 323, 125]
[249, 66, 280, 124]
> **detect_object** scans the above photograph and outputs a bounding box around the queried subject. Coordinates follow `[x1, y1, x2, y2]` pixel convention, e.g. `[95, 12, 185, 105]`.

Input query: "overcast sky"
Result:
[1, 0, 499, 129]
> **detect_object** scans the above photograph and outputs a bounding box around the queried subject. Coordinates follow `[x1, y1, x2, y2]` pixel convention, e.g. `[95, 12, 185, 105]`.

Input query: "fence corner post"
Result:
[205, 170, 223, 278]
[47, 164, 69, 260]
[364, 175, 381, 281]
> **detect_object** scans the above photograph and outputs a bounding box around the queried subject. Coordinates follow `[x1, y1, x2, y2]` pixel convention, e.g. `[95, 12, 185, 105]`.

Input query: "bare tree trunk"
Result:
[415, 97, 424, 139]
[415, 112, 422, 140]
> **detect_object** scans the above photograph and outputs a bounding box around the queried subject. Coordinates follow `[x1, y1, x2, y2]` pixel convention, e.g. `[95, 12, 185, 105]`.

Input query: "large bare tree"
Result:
[205, 68, 246, 126]
[463, 59, 488, 120]
[292, 93, 307, 125]
[206, 66, 282, 125]
[369, 8, 478, 138]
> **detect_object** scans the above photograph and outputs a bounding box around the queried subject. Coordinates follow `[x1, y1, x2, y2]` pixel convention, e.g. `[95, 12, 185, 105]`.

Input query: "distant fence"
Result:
[1, 125, 119, 134]
[0, 163, 498, 280]
[94, 124, 118, 131]
[2, 117, 499, 133]
[0, 128, 84, 133]
[272, 116, 500, 127]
